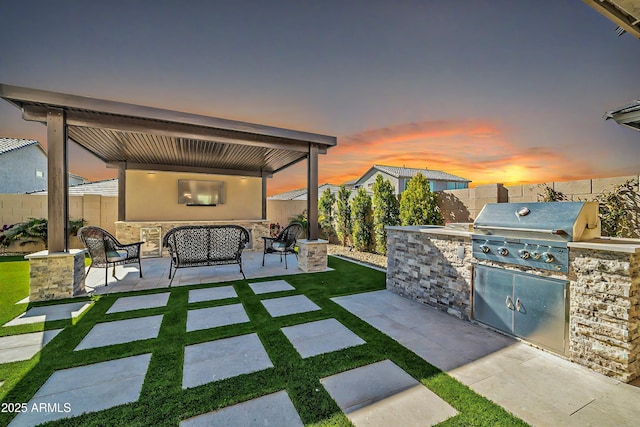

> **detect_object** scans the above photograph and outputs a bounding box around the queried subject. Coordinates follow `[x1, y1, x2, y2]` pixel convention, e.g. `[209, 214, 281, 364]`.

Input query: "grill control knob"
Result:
[480, 244, 490, 253]
[497, 247, 509, 256]
[531, 252, 541, 260]
[542, 252, 555, 263]
[518, 249, 530, 259]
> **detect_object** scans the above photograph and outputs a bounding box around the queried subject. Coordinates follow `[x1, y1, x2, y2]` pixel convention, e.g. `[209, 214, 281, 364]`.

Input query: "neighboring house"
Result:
[268, 165, 470, 200]
[0, 137, 87, 193]
[353, 165, 470, 195]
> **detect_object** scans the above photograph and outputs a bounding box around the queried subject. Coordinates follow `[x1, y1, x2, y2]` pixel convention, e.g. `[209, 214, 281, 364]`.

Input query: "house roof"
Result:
[29, 178, 119, 196]
[0, 84, 337, 178]
[0, 137, 42, 155]
[604, 100, 640, 131]
[362, 164, 470, 183]
[269, 183, 341, 200]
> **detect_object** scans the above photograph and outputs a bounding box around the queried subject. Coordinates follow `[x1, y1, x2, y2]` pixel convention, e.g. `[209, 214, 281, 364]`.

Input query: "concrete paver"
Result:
[334, 289, 640, 427]
[321, 360, 457, 427]
[188, 286, 237, 303]
[0, 329, 63, 363]
[75, 315, 163, 350]
[4, 302, 91, 327]
[106, 292, 170, 314]
[8, 354, 151, 427]
[281, 318, 365, 358]
[249, 280, 295, 294]
[260, 295, 321, 317]
[186, 303, 249, 332]
[182, 333, 273, 389]
[180, 390, 303, 427]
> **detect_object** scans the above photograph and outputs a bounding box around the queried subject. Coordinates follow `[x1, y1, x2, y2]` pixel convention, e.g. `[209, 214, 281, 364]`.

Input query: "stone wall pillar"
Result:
[297, 239, 328, 272]
[25, 249, 87, 301]
[569, 248, 640, 382]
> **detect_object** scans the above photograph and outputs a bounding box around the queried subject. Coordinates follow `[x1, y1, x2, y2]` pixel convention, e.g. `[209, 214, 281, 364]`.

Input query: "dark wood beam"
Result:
[118, 167, 126, 221]
[46, 108, 68, 252]
[106, 162, 273, 178]
[307, 144, 319, 240]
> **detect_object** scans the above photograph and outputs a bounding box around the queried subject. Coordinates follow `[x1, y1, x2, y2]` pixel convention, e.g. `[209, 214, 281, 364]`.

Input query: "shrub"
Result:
[318, 187, 337, 242]
[351, 187, 374, 252]
[336, 184, 352, 246]
[595, 179, 640, 238]
[372, 175, 400, 255]
[3, 218, 85, 248]
[399, 173, 443, 226]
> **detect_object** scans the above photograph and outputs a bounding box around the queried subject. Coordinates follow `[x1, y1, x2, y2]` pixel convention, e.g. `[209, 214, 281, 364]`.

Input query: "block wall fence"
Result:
[0, 194, 117, 252]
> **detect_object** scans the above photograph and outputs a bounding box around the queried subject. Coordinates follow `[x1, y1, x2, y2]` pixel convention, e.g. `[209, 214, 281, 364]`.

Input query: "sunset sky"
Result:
[0, 1, 638, 195]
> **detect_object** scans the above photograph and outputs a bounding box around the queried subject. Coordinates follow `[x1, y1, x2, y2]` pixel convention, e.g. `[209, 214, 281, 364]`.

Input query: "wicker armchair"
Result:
[78, 226, 143, 286]
[262, 222, 303, 269]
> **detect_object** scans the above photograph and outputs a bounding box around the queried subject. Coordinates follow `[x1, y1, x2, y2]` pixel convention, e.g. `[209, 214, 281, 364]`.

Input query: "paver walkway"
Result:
[180, 391, 303, 427]
[321, 360, 457, 427]
[3, 301, 91, 327]
[8, 354, 152, 427]
[333, 289, 640, 427]
[0, 329, 62, 363]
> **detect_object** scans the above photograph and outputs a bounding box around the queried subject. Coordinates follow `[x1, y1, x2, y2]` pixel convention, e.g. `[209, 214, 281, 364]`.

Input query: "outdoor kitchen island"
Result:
[386, 214, 640, 382]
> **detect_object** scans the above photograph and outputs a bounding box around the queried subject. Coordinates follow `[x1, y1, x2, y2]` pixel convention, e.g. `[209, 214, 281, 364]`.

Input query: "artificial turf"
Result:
[0, 256, 528, 426]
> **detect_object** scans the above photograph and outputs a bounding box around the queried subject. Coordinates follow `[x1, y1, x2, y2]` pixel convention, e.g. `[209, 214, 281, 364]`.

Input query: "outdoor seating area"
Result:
[262, 222, 303, 269]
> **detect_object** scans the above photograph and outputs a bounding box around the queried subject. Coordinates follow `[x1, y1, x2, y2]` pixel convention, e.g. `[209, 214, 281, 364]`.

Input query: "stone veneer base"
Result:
[386, 226, 640, 383]
[297, 239, 328, 272]
[25, 249, 87, 302]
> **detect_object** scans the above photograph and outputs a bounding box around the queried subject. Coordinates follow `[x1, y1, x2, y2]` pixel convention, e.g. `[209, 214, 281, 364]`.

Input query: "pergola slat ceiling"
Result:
[0, 84, 336, 177]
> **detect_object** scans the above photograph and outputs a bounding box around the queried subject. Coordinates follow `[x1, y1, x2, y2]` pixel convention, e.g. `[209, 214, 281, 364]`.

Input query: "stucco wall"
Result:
[125, 170, 262, 221]
[0, 145, 48, 193]
[266, 199, 307, 228]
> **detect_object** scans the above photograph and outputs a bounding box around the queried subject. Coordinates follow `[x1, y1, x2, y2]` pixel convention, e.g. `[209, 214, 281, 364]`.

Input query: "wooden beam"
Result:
[106, 162, 273, 178]
[46, 108, 68, 252]
[307, 144, 319, 240]
[262, 177, 268, 220]
[118, 167, 126, 221]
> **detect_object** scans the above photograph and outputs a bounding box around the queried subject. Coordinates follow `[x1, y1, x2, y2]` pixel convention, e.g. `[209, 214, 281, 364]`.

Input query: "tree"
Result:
[372, 174, 400, 254]
[336, 184, 352, 246]
[351, 187, 374, 252]
[399, 173, 444, 226]
[318, 187, 336, 242]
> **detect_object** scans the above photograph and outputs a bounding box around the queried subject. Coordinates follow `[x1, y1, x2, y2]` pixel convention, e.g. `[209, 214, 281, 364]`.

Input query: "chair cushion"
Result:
[272, 242, 287, 251]
[106, 250, 129, 262]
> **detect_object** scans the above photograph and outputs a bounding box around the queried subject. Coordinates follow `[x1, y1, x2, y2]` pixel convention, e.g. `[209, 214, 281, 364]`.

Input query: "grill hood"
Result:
[473, 202, 601, 242]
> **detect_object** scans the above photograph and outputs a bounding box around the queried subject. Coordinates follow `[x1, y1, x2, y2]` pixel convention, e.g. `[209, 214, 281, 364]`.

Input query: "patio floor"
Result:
[3, 257, 640, 426]
[84, 250, 328, 294]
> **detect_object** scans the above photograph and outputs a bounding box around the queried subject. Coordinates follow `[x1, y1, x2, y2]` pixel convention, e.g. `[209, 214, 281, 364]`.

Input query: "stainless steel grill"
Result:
[471, 202, 600, 354]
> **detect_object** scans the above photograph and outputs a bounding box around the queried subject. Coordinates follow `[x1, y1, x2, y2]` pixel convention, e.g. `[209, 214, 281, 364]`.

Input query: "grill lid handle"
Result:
[473, 225, 566, 235]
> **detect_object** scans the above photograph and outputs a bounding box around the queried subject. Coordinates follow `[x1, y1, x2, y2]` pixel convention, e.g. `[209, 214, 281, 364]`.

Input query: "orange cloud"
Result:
[267, 119, 600, 196]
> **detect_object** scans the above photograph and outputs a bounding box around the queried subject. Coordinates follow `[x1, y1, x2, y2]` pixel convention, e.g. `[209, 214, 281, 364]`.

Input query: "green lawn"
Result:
[0, 256, 528, 426]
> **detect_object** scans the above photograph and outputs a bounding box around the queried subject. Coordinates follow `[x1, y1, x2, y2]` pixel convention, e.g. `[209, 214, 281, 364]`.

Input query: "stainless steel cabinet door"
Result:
[513, 274, 567, 354]
[473, 265, 514, 335]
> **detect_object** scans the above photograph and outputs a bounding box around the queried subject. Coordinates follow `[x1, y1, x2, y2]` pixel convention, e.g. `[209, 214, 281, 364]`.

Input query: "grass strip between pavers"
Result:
[0, 256, 529, 426]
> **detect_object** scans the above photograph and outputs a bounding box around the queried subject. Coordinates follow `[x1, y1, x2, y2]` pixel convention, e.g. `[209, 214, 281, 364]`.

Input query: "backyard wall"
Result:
[126, 170, 262, 221]
[266, 199, 307, 229]
[439, 175, 640, 222]
[0, 193, 117, 252]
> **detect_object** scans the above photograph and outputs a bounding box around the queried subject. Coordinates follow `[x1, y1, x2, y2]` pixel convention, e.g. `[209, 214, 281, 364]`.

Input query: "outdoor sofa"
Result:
[162, 224, 250, 283]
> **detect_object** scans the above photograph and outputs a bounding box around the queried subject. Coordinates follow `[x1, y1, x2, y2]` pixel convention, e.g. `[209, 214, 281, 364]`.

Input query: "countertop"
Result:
[568, 237, 640, 254]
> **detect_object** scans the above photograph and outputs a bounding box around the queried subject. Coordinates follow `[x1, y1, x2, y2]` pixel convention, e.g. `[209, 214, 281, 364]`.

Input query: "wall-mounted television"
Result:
[178, 180, 225, 206]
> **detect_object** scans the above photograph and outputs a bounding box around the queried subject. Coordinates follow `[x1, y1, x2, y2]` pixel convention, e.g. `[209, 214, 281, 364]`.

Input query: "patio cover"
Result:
[0, 84, 337, 251]
[604, 100, 640, 132]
